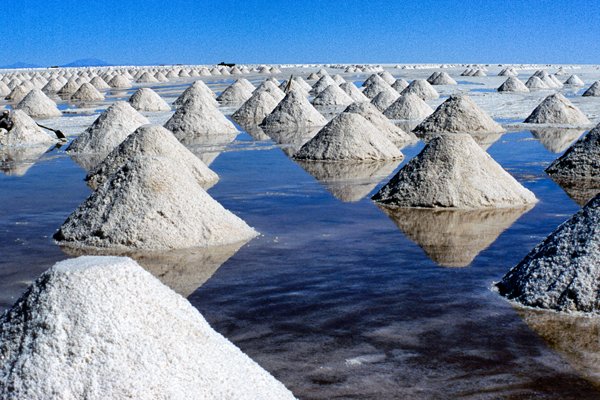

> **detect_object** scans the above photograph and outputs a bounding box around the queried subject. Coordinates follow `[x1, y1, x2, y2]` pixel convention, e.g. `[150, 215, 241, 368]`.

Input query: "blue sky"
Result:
[4, 0, 599, 65]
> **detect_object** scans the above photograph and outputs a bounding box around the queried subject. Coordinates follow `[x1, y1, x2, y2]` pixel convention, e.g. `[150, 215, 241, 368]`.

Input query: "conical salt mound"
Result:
[344, 101, 416, 145]
[372, 134, 537, 208]
[86, 125, 218, 190]
[310, 75, 337, 96]
[67, 102, 149, 159]
[413, 95, 504, 135]
[524, 93, 590, 125]
[164, 98, 238, 138]
[497, 193, 600, 313]
[564, 74, 584, 86]
[497, 76, 529, 93]
[55, 156, 257, 250]
[89, 75, 110, 90]
[0, 256, 294, 399]
[108, 75, 132, 89]
[136, 71, 159, 83]
[0, 82, 10, 97]
[0, 110, 58, 147]
[254, 80, 285, 101]
[339, 82, 369, 102]
[582, 81, 600, 97]
[362, 74, 387, 87]
[426, 71, 457, 85]
[391, 79, 409, 91]
[15, 88, 62, 119]
[312, 84, 353, 106]
[362, 80, 396, 100]
[400, 79, 439, 100]
[57, 78, 79, 95]
[294, 112, 403, 161]
[378, 71, 396, 85]
[128, 88, 171, 112]
[6, 84, 33, 103]
[42, 78, 63, 93]
[384, 93, 433, 120]
[546, 123, 600, 180]
[370, 89, 400, 112]
[261, 90, 326, 129]
[173, 81, 217, 107]
[232, 90, 280, 125]
[279, 79, 309, 97]
[71, 82, 104, 101]
[525, 76, 549, 89]
[216, 80, 254, 103]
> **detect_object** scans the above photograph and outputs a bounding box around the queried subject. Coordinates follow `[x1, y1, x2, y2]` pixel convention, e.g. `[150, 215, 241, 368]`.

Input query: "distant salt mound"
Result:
[6, 83, 33, 103]
[391, 78, 409, 92]
[90, 76, 110, 90]
[312, 84, 353, 107]
[280, 79, 310, 97]
[217, 80, 254, 103]
[87, 125, 218, 190]
[378, 71, 396, 85]
[15, 88, 62, 119]
[67, 102, 149, 160]
[310, 75, 337, 96]
[583, 81, 600, 97]
[372, 134, 537, 209]
[497, 193, 600, 313]
[362, 74, 387, 87]
[339, 82, 369, 102]
[370, 89, 400, 112]
[42, 78, 63, 93]
[525, 76, 549, 90]
[128, 88, 171, 112]
[400, 79, 439, 100]
[524, 93, 590, 126]
[294, 112, 403, 162]
[362, 80, 397, 100]
[57, 78, 80, 95]
[232, 90, 279, 125]
[0, 256, 294, 399]
[427, 71, 457, 85]
[497, 76, 529, 93]
[384, 93, 433, 120]
[307, 72, 319, 80]
[344, 101, 416, 145]
[0, 110, 58, 147]
[254, 80, 285, 101]
[332, 74, 346, 84]
[55, 156, 257, 250]
[499, 67, 518, 77]
[533, 70, 561, 88]
[564, 74, 584, 86]
[136, 71, 159, 83]
[165, 98, 238, 139]
[71, 82, 104, 102]
[261, 90, 327, 130]
[413, 95, 504, 135]
[173, 81, 217, 107]
[108, 75, 132, 89]
[546, 123, 600, 180]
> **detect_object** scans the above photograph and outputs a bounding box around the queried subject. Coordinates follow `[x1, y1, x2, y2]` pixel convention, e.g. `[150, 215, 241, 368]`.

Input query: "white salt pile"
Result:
[173, 81, 217, 107]
[339, 82, 369, 102]
[525, 76, 549, 90]
[344, 101, 416, 145]
[524, 93, 591, 125]
[372, 134, 537, 208]
[90, 76, 111, 90]
[136, 71, 159, 83]
[546, 123, 600, 180]
[216, 80, 254, 103]
[128, 88, 171, 112]
[310, 75, 337, 96]
[6, 83, 33, 103]
[362, 74, 387, 88]
[280, 79, 310, 97]
[164, 98, 238, 138]
[71, 82, 104, 102]
[261, 90, 327, 130]
[370, 89, 400, 112]
[67, 101, 149, 160]
[108, 75, 132, 89]
[294, 112, 403, 162]
[400, 79, 439, 100]
[57, 78, 80, 95]
[391, 79, 409, 92]
[497, 77, 530, 93]
[496, 193, 600, 313]
[86, 125, 218, 190]
[42, 78, 63, 93]
[0, 256, 295, 399]
[55, 156, 257, 250]
[426, 71, 457, 85]
[413, 95, 505, 135]
[583, 81, 600, 97]
[312, 84, 354, 107]
[362, 79, 397, 100]
[0, 110, 58, 147]
[232, 90, 280, 125]
[15, 88, 62, 119]
[564, 74, 585, 86]
[254, 80, 285, 101]
[332, 74, 346, 84]
[498, 67, 518, 77]
[383, 93, 433, 120]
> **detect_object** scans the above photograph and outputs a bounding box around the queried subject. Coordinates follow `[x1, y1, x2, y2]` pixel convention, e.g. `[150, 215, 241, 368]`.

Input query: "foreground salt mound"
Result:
[55, 155, 257, 250]
[0, 256, 295, 399]
[372, 134, 537, 208]
[261, 90, 326, 130]
[497, 193, 600, 313]
[583, 81, 600, 97]
[86, 125, 218, 190]
[344, 101, 416, 145]
[173, 81, 217, 107]
[312, 84, 353, 107]
[546, 123, 600, 180]
[232, 90, 279, 125]
[0, 110, 58, 147]
[497, 77, 529, 93]
[128, 88, 171, 112]
[15, 88, 62, 119]
[164, 98, 238, 138]
[400, 79, 439, 100]
[524, 93, 590, 126]
[67, 102, 149, 159]
[413, 95, 505, 135]
[384, 93, 433, 120]
[216, 79, 253, 103]
[294, 112, 403, 161]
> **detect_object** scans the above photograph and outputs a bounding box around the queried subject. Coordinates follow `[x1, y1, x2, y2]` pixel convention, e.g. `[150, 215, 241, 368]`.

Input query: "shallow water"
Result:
[1, 68, 600, 398]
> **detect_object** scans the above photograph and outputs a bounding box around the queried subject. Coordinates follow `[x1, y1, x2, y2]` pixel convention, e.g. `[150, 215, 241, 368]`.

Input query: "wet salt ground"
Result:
[1, 125, 598, 398]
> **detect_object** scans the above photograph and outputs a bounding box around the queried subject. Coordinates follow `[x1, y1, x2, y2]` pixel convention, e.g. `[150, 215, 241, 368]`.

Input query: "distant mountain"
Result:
[0, 61, 42, 69]
[60, 58, 111, 67]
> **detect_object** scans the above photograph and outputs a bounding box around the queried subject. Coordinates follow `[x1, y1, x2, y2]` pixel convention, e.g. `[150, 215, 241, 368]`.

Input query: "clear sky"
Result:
[3, 0, 599, 66]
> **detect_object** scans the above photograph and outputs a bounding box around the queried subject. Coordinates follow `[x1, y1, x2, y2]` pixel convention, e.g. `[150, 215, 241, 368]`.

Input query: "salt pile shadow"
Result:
[549, 176, 600, 207]
[376, 204, 534, 267]
[263, 126, 319, 156]
[295, 160, 400, 202]
[58, 241, 247, 297]
[0, 145, 53, 176]
[178, 131, 239, 166]
[531, 128, 585, 153]
[517, 307, 600, 388]
[416, 131, 504, 150]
